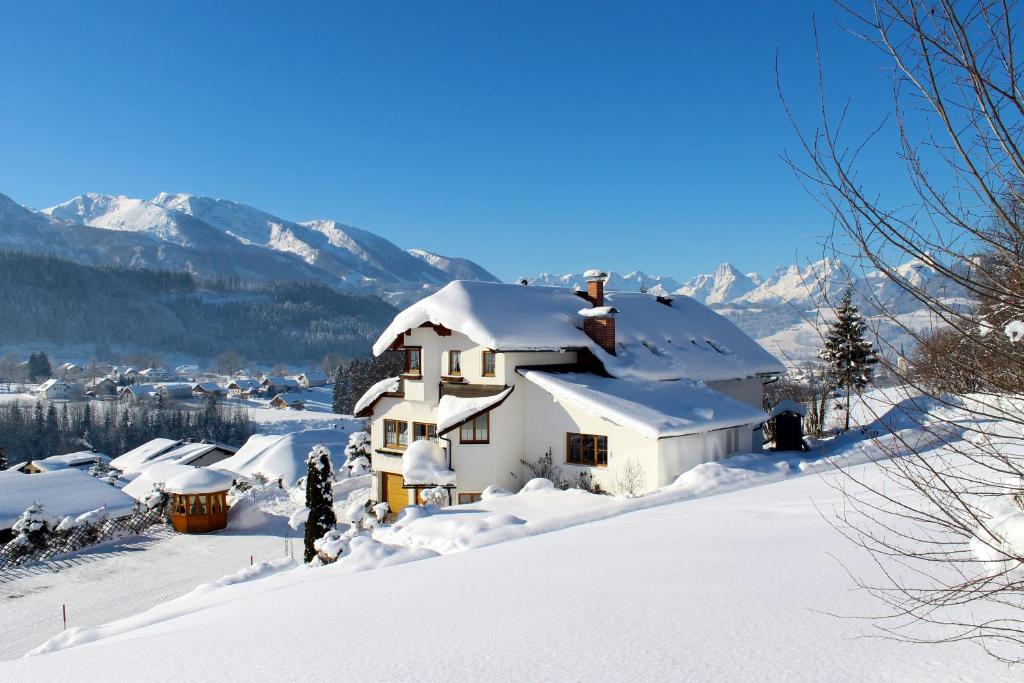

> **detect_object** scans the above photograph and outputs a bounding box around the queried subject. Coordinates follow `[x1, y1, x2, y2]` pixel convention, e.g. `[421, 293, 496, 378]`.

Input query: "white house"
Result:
[296, 371, 328, 389]
[355, 274, 784, 516]
[260, 376, 299, 394]
[37, 378, 81, 400]
[227, 379, 260, 397]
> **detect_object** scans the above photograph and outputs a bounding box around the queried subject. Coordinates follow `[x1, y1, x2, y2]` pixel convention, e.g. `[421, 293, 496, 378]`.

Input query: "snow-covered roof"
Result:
[38, 378, 69, 391]
[437, 387, 514, 434]
[157, 382, 194, 397]
[121, 462, 199, 500]
[270, 393, 305, 406]
[156, 442, 234, 467]
[228, 379, 260, 390]
[769, 400, 807, 418]
[402, 440, 455, 486]
[578, 306, 618, 318]
[163, 468, 236, 495]
[109, 438, 184, 473]
[519, 370, 768, 439]
[372, 281, 784, 381]
[299, 371, 328, 381]
[262, 376, 299, 387]
[121, 384, 157, 397]
[353, 376, 401, 416]
[192, 382, 225, 393]
[27, 451, 111, 472]
[210, 428, 348, 485]
[0, 470, 136, 529]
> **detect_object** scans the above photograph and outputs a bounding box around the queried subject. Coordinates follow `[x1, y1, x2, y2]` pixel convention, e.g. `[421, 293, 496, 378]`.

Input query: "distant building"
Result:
[36, 378, 82, 400]
[18, 451, 112, 474]
[119, 384, 158, 402]
[156, 383, 194, 401]
[192, 382, 227, 398]
[227, 379, 260, 397]
[260, 376, 299, 394]
[270, 394, 305, 410]
[297, 371, 328, 388]
[85, 377, 119, 397]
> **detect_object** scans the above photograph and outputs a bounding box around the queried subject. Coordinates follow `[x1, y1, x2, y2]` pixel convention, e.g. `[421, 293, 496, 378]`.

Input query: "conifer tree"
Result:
[303, 444, 337, 563]
[0, 446, 7, 471]
[819, 288, 879, 431]
[331, 365, 346, 415]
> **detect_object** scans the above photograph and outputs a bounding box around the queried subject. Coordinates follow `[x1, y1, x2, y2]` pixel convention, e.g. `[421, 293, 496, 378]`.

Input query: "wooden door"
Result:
[382, 472, 409, 516]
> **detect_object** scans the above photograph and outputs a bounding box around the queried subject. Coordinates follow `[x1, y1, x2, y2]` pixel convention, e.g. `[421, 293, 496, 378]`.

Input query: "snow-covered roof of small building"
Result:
[163, 468, 236, 495]
[228, 379, 260, 389]
[156, 442, 235, 467]
[262, 376, 299, 387]
[27, 451, 111, 472]
[157, 382, 194, 397]
[372, 281, 784, 381]
[353, 376, 401, 416]
[770, 400, 807, 418]
[210, 428, 348, 485]
[121, 462, 200, 500]
[193, 382, 225, 393]
[121, 383, 157, 397]
[299, 371, 328, 381]
[109, 438, 184, 473]
[0, 469, 136, 529]
[519, 370, 768, 439]
[437, 386, 514, 434]
[270, 393, 305, 406]
[402, 440, 455, 486]
[38, 378, 69, 391]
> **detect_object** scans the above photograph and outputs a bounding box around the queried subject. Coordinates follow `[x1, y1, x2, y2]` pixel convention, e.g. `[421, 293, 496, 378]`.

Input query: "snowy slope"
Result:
[407, 247, 500, 282]
[4, 421, 1016, 680]
[675, 262, 759, 304]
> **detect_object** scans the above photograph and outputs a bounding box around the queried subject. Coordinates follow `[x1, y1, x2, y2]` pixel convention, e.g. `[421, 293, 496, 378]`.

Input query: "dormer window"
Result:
[404, 347, 422, 376]
[448, 350, 462, 377]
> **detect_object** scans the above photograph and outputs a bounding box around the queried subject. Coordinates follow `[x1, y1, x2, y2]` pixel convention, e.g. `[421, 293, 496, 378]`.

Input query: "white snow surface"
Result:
[520, 370, 767, 438]
[120, 463, 199, 500]
[5, 404, 1019, 680]
[352, 375, 400, 415]
[0, 470, 136, 529]
[163, 468, 235, 495]
[401, 440, 455, 486]
[436, 386, 513, 434]
[372, 281, 784, 381]
[210, 428, 348, 485]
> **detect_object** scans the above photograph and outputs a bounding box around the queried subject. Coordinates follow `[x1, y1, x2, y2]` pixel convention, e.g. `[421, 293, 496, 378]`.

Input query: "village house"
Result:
[192, 382, 227, 399]
[16, 451, 112, 474]
[296, 371, 328, 389]
[270, 394, 305, 410]
[85, 376, 119, 397]
[355, 274, 784, 516]
[227, 379, 260, 397]
[260, 376, 299, 395]
[36, 378, 82, 400]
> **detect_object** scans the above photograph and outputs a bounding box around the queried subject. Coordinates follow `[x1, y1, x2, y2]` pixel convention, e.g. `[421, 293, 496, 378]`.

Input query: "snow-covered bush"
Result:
[347, 455, 370, 478]
[515, 449, 605, 494]
[313, 528, 352, 564]
[372, 501, 390, 524]
[419, 486, 448, 507]
[303, 444, 337, 563]
[8, 502, 59, 555]
[344, 430, 371, 460]
[87, 456, 110, 478]
[344, 500, 367, 527]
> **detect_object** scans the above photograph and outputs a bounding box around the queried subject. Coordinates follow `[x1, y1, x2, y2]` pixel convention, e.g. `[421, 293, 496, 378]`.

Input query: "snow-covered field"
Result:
[1, 388, 1019, 679]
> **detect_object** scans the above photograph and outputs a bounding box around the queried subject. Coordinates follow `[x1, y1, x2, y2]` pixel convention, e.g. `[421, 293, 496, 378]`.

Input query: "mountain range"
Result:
[0, 191, 498, 306]
[526, 258, 974, 366]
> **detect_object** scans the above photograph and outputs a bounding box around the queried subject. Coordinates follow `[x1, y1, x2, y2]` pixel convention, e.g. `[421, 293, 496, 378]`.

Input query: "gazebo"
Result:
[164, 468, 236, 533]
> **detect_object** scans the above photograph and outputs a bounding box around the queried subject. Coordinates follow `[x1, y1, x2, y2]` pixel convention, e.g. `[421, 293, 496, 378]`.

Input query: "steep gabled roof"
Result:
[373, 281, 783, 382]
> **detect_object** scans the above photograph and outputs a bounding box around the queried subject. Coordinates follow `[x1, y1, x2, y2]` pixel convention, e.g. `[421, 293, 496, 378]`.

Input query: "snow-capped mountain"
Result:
[26, 191, 498, 296]
[525, 257, 973, 368]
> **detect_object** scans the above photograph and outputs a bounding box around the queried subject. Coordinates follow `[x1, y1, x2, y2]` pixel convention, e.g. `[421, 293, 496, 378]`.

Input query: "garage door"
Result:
[382, 472, 409, 516]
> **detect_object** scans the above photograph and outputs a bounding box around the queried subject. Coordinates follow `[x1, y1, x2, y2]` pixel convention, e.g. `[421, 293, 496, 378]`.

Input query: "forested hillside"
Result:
[0, 251, 397, 363]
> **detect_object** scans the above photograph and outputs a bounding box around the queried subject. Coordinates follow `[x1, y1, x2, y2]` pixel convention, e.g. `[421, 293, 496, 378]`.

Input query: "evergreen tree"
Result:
[819, 288, 879, 431]
[0, 446, 7, 470]
[331, 365, 346, 415]
[27, 351, 52, 382]
[303, 444, 337, 563]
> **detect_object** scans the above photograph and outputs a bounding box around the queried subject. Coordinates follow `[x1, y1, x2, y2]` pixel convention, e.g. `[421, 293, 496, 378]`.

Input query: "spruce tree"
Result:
[331, 365, 346, 415]
[0, 446, 7, 471]
[819, 288, 879, 431]
[303, 444, 337, 563]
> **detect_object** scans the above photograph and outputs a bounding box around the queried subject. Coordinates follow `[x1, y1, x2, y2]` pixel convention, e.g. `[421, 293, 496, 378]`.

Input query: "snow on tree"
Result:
[303, 444, 337, 563]
[0, 446, 7, 471]
[343, 430, 372, 476]
[347, 456, 370, 478]
[818, 288, 879, 431]
[10, 502, 59, 551]
[87, 455, 109, 478]
[372, 501, 390, 524]
[419, 486, 448, 507]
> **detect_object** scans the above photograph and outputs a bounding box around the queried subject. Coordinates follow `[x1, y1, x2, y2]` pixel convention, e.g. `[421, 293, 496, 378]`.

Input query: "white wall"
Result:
[706, 376, 765, 408]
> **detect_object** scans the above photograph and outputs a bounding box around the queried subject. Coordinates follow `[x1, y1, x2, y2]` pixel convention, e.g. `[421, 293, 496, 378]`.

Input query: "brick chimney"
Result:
[583, 269, 605, 306]
[581, 270, 616, 355]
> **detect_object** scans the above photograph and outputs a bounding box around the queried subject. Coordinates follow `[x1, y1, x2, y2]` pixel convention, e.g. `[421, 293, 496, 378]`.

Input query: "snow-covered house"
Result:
[118, 384, 158, 402]
[192, 382, 227, 398]
[0, 469, 136, 543]
[17, 451, 112, 474]
[85, 376, 119, 397]
[260, 376, 299, 394]
[36, 378, 81, 400]
[269, 394, 305, 410]
[356, 275, 784, 515]
[139, 367, 176, 382]
[156, 382, 194, 401]
[227, 379, 260, 397]
[296, 371, 328, 389]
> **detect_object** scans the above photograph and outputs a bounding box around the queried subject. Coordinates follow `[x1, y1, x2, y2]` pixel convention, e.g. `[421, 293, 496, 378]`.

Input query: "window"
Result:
[384, 419, 409, 450]
[413, 422, 438, 442]
[404, 347, 422, 376]
[447, 350, 462, 377]
[566, 432, 608, 466]
[460, 413, 490, 444]
[174, 495, 186, 514]
[458, 492, 483, 504]
[482, 350, 496, 377]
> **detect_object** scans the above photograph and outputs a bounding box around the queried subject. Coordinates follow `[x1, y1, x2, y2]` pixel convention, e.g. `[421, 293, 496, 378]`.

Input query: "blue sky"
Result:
[0, 1, 900, 282]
